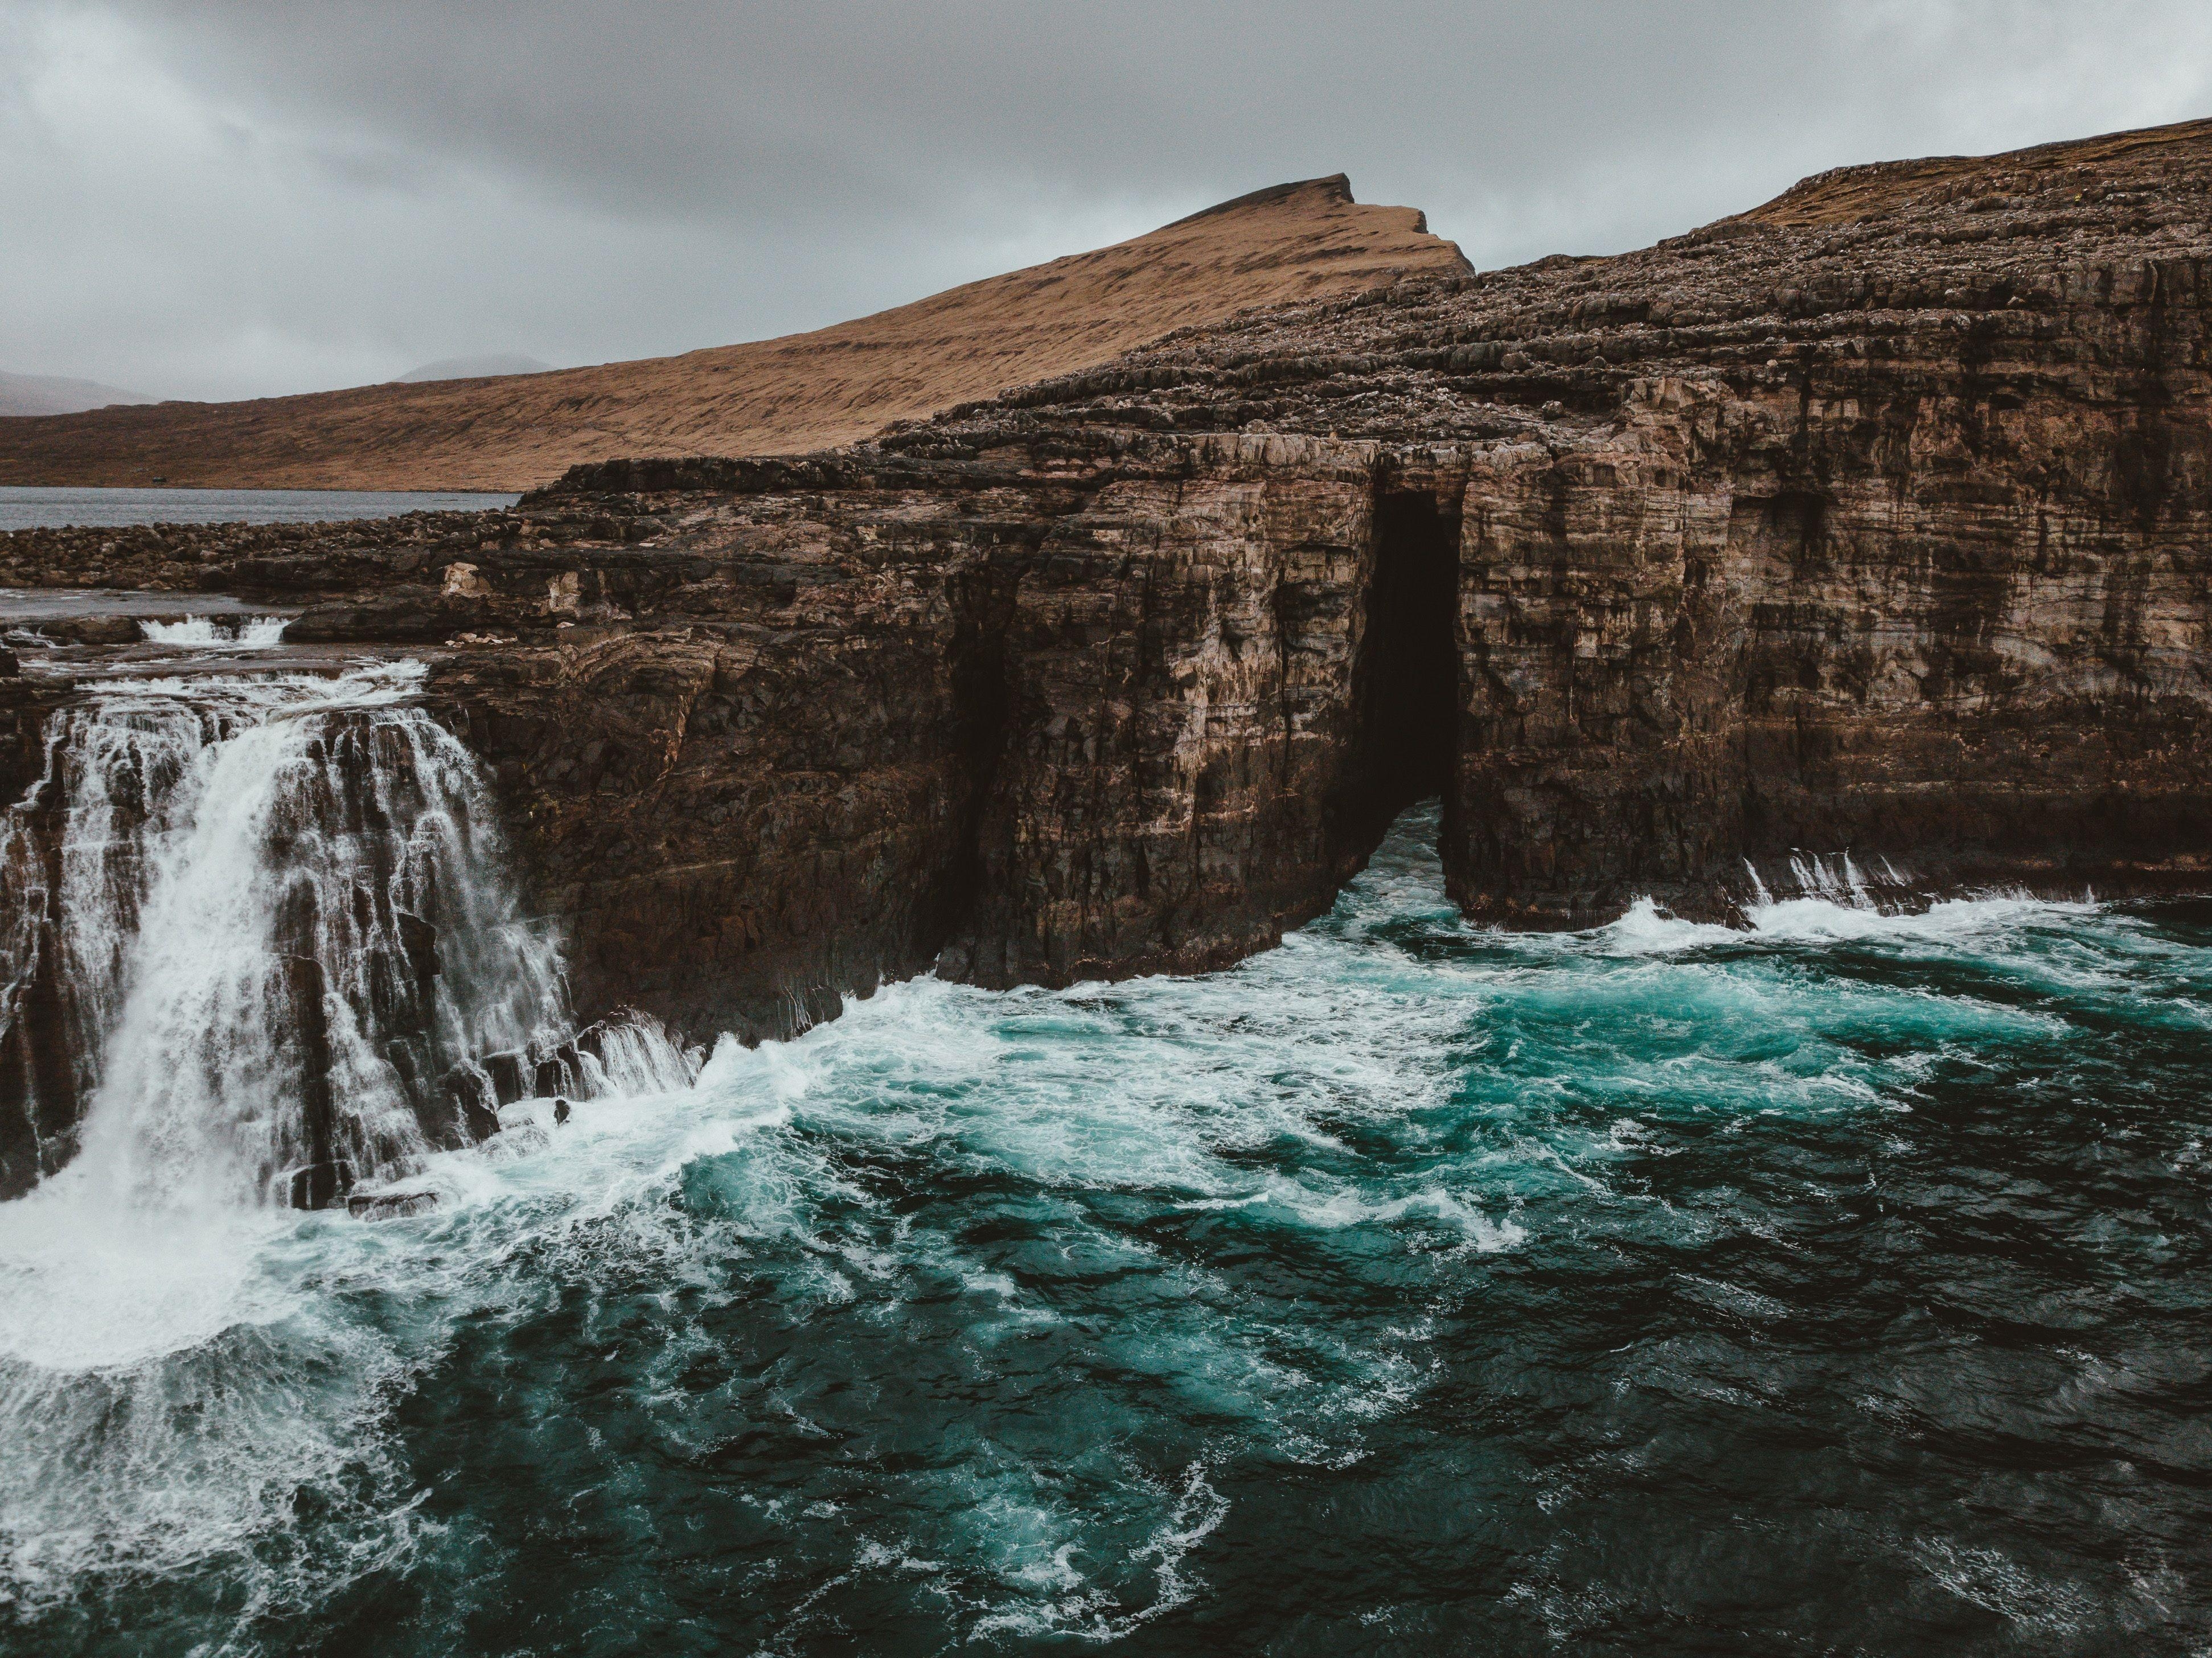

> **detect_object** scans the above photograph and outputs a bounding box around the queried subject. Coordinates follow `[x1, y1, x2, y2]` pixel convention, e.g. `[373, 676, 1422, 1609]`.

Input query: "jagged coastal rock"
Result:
[3, 118, 2210, 1185]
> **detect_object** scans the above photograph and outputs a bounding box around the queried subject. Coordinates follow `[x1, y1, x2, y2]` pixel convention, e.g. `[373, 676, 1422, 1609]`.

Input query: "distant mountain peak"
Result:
[0, 370, 157, 418]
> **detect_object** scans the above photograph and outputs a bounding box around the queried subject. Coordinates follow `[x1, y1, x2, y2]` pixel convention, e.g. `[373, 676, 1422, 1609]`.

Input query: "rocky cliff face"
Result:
[902, 115, 2212, 926]
[3, 118, 2210, 1073]
[362, 441, 1401, 1033]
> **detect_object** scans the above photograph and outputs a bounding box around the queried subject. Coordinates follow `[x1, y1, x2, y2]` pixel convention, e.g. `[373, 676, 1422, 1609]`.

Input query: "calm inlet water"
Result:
[0, 487, 518, 531]
[2, 802, 2208, 1655]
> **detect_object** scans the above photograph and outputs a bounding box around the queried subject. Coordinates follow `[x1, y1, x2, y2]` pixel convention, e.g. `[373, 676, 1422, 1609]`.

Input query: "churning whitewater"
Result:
[0, 704, 2207, 1652]
[0, 659, 689, 1366]
[0, 662, 577, 1212]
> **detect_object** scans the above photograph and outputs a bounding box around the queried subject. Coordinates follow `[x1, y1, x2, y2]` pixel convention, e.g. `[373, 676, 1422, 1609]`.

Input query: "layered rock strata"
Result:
[1, 117, 2209, 1082]
[325, 440, 1402, 1032]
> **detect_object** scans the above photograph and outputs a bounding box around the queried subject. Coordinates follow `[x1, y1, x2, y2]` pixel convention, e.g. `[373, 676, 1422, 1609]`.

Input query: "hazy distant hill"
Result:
[0, 176, 1468, 491]
[395, 353, 556, 383]
[0, 370, 157, 418]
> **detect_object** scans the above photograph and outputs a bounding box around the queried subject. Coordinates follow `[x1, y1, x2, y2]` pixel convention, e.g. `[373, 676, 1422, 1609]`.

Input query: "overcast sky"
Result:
[3, 0, 2207, 403]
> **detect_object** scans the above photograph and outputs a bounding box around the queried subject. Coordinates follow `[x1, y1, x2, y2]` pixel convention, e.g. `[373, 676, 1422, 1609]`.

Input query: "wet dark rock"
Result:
[38, 616, 142, 646]
[481, 1050, 528, 1107]
[281, 955, 340, 1208]
[395, 910, 438, 982]
[0, 754, 85, 1199]
[282, 591, 483, 644]
[288, 1159, 355, 1210]
[532, 1044, 582, 1099]
[434, 1062, 502, 1143]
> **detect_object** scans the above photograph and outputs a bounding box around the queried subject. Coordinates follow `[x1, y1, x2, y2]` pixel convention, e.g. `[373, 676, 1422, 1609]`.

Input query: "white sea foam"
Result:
[1587, 875, 2102, 956]
[1598, 898, 1742, 954]
[0, 1007, 741, 1618]
[0, 1190, 290, 1369]
[138, 614, 289, 648]
[0, 790, 2166, 1640]
[1175, 1171, 1523, 1250]
[1745, 890, 2097, 942]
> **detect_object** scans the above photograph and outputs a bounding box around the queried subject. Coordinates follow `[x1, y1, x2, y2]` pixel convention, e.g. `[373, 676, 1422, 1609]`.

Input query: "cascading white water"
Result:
[0, 662, 586, 1212]
[137, 616, 290, 649]
[579, 1017, 700, 1097]
[1741, 850, 1915, 916]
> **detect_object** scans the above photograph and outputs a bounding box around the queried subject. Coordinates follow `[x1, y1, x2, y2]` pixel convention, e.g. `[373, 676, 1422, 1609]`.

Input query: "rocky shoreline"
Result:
[2, 118, 2209, 1064]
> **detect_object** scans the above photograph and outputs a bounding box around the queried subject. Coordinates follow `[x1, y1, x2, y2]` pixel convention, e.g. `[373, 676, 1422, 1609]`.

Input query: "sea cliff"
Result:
[3, 118, 2209, 1062]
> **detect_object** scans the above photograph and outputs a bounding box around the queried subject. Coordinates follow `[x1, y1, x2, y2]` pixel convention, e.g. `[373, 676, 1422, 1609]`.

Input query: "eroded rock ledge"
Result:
[5, 118, 2211, 1054]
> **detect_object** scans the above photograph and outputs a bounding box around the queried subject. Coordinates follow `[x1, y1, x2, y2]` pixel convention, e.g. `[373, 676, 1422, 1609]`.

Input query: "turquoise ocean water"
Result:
[1, 803, 2207, 1655]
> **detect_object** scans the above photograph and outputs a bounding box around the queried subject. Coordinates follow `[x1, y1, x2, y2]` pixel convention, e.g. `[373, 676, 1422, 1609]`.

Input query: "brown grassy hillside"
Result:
[1731, 114, 2212, 228]
[0, 176, 1466, 492]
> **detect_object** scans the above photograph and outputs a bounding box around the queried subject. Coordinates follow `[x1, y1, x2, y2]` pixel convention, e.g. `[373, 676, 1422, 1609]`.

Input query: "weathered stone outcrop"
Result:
[899, 116, 2212, 925]
[3, 117, 2211, 1065]
[385, 439, 1410, 1033]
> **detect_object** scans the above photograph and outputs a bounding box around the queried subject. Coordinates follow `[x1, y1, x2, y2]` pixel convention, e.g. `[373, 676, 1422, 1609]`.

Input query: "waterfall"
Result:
[0, 661, 603, 1210]
[1759, 850, 1914, 914]
[137, 616, 290, 649]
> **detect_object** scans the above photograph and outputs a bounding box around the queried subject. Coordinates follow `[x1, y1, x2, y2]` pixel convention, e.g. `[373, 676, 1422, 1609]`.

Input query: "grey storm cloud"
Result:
[3, 0, 2209, 400]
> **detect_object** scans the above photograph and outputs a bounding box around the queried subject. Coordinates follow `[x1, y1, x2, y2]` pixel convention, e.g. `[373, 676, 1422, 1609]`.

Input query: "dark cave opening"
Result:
[1339, 489, 1462, 855]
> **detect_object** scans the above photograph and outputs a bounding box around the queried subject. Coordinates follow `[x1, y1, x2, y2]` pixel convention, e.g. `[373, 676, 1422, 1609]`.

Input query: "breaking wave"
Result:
[0, 801, 2206, 1652]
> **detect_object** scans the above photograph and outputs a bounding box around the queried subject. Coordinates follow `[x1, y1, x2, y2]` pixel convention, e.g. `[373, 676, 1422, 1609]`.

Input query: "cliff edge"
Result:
[2, 115, 2209, 1100]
